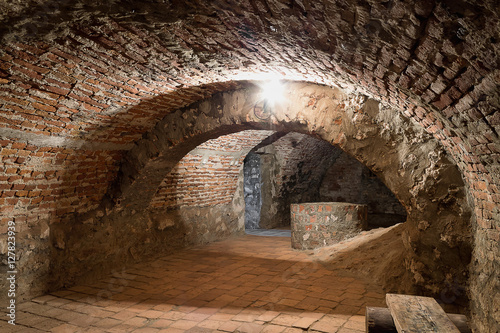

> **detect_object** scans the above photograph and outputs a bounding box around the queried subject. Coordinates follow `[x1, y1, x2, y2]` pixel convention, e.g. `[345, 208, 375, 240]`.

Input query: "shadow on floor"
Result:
[5, 235, 387, 332]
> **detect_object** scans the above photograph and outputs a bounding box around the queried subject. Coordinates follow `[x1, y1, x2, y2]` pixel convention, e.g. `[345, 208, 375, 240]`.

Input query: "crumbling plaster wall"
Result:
[243, 152, 262, 230]
[256, 132, 408, 229]
[255, 133, 342, 229]
[255, 150, 277, 230]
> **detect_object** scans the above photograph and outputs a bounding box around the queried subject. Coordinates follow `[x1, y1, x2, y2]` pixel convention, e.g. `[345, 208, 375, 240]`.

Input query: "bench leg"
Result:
[366, 307, 397, 333]
[366, 307, 471, 333]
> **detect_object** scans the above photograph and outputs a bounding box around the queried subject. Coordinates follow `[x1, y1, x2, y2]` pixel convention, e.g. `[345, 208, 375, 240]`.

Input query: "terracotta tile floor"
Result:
[1, 234, 386, 332]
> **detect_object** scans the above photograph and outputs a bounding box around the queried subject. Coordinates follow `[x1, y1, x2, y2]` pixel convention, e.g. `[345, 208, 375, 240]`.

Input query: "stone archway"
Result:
[49, 81, 472, 308]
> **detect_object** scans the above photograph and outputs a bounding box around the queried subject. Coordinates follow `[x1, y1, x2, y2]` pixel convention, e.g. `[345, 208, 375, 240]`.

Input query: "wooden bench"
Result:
[366, 294, 471, 333]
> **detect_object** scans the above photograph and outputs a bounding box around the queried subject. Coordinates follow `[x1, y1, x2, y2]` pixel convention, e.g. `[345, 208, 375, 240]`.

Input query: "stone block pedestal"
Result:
[291, 202, 368, 250]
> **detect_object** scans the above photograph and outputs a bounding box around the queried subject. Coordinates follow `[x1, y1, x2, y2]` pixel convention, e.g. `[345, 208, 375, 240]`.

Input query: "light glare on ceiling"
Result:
[260, 79, 284, 105]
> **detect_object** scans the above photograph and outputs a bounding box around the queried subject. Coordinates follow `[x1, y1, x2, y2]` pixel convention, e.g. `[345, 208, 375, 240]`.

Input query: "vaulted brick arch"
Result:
[78, 81, 470, 304]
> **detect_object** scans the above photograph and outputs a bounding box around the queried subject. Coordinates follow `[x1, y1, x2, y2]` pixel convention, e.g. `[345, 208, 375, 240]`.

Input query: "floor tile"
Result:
[0, 233, 390, 332]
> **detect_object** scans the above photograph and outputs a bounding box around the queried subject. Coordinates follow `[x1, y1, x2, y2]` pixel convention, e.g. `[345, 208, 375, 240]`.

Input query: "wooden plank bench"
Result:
[365, 294, 471, 333]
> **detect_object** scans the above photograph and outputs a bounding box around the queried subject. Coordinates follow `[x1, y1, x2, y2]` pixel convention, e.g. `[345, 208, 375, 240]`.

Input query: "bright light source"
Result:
[260, 79, 285, 105]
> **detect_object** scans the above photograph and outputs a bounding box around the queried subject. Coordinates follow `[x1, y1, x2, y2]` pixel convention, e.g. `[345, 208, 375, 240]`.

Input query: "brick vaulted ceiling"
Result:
[1, 0, 498, 224]
[0, 0, 496, 144]
[0, 0, 499, 330]
[0, 0, 498, 152]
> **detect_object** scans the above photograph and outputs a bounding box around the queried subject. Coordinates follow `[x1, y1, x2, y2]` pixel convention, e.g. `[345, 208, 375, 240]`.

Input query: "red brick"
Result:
[12, 65, 43, 80]
[28, 191, 42, 197]
[15, 190, 29, 197]
[5, 168, 18, 174]
[12, 184, 25, 190]
[31, 197, 43, 204]
[475, 181, 488, 191]
[1, 148, 17, 155]
[6, 198, 19, 205]
[13, 58, 50, 74]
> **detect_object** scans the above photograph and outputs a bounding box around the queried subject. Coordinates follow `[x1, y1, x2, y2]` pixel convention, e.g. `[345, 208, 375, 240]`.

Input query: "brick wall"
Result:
[0, 82, 475, 324]
[0, 137, 122, 301]
[291, 202, 368, 250]
[0, 139, 121, 223]
[150, 130, 273, 209]
[0, 38, 241, 145]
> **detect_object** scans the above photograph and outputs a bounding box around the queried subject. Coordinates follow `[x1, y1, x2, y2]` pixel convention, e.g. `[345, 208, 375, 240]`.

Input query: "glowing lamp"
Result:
[260, 79, 285, 105]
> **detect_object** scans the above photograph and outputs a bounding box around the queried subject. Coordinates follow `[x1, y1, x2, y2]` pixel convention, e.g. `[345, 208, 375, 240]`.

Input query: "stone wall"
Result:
[291, 202, 368, 250]
[320, 150, 407, 227]
[0, 140, 122, 303]
[109, 84, 473, 312]
[253, 132, 406, 230]
[256, 133, 342, 227]
[243, 152, 261, 230]
[1, 84, 475, 315]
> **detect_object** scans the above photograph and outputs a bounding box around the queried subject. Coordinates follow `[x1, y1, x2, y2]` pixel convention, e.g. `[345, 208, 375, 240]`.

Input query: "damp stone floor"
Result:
[1, 231, 386, 332]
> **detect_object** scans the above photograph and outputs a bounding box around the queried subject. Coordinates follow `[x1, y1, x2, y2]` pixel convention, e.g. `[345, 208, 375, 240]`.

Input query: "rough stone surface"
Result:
[109, 83, 472, 309]
[251, 132, 405, 229]
[320, 150, 407, 227]
[256, 146, 280, 230]
[244, 152, 262, 230]
[291, 202, 368, 250]
[256, 132, 342, 228]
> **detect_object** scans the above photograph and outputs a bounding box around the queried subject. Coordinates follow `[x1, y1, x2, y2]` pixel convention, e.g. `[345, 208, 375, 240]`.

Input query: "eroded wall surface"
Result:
[0, 84, 474, 314]
[243, 152, 262, 230]
[256, 133, 341, 228]
[319, 150, 407, 227]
